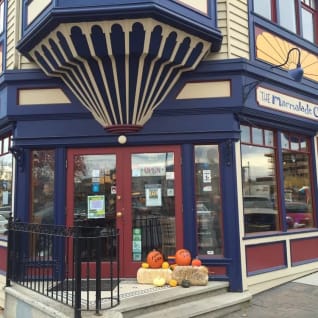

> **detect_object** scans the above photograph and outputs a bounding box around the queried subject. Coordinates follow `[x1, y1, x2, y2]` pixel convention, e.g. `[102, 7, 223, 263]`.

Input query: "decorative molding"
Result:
[10, 147, 24, 172]
[176, 80, 231, 99]
[29, 19, 211, 133]
[18, 88, 71, 105]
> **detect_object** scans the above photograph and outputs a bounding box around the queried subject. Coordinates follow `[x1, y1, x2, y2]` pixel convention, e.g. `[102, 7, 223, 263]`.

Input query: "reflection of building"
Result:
[1, 1, 318, 316]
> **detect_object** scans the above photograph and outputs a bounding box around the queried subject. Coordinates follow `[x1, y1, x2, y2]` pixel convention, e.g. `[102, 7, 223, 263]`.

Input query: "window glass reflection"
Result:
[131, 152, 176, 260]
[31, 150, 55, 225]
[252, 127, 263, 145]
[241, 145, 278, 233]
[253, 0, 272, 19]
[0, 153, 12, 235]
[194, 145, 223, 256]
[241, 125, 250, 143]
[283, 150, 313, 229]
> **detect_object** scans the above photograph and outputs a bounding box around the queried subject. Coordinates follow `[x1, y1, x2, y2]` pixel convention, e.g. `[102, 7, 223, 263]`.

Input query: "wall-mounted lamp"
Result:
[271, 47, 303, 82]
[243, 47, 303, 102]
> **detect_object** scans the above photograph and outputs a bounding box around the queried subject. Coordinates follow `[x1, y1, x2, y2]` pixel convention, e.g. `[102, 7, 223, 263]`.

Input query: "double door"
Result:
[66, 146, 182, 277]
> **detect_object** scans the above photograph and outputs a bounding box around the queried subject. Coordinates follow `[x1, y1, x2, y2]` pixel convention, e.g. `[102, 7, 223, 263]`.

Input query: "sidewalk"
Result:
[224, 272, 318, 318]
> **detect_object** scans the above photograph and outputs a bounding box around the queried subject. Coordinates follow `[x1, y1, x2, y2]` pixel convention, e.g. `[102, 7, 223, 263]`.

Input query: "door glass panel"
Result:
[131, 152, 175, 261]
[73, 154, 116, 260]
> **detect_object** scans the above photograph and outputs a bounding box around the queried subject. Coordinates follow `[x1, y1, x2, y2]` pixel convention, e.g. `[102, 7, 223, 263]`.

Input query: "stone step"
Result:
[136, 291, 252, 318]
[104, 282, 248, 318]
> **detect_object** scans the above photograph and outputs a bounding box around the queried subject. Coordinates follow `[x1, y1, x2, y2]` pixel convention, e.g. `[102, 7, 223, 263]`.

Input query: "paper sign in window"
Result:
[87, 195, 105, 219]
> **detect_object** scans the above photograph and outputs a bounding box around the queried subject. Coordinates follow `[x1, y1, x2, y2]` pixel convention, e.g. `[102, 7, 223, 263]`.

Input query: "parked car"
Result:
[0, 205, 11, 219]
[285, 201, 312, 228]
[243, 195, 277, 232]
[0, 214, 8, 234]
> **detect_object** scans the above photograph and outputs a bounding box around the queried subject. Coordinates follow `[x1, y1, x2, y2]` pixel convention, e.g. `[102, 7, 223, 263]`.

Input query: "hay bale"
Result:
[137, 268, 172, 284]
[171, 266, 208, 286]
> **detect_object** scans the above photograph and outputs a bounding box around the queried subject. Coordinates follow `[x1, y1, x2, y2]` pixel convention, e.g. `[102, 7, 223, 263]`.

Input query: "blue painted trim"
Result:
[219, 140, 243, 292]
[291, 258, 318, 266]
[181, 144, 196, 254]
[55, 147, 66, 226]
[247, 265, 287, 277]
[18, 1, 222, 55]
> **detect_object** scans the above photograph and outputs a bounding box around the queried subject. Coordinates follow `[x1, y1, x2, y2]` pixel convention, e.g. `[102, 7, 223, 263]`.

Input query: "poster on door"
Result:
[87, 195, 106, 218]
[145, 184, 162, 206]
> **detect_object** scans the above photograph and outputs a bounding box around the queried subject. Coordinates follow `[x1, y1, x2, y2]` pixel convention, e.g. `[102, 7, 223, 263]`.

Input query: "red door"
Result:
[66, 146, 183, 277]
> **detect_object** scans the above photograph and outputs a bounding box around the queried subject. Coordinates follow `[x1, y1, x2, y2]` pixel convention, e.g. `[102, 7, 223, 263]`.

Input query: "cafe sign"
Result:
[256, 86, 318, 121]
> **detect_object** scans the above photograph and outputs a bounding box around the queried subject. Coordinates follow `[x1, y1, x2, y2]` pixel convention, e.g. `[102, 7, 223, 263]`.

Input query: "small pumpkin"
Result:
[141, 262, 149, 268]
[175, 249, 192, 266]
[162, 261, 170, 269]
[153, 276, 166, 287]
[169, 279, 178, 287]
[147, 250, 164, 268]
[191, 258, 202, 267]
[181, 279, 191, 288]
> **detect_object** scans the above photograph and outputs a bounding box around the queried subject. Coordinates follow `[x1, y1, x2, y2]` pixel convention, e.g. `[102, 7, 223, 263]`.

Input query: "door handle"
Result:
[116, 211, 123, 217]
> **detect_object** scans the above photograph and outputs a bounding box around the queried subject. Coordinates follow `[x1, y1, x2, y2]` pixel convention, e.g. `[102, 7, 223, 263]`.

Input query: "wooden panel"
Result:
[246, 242, 286, 275]
[206, 265, 227, 276]
[0, 245, 7, 271]
[208, 0, 249, 61]
[291, 237, 318, 265]
[5, 0, 17, 70]
[176, 81, 231, 99]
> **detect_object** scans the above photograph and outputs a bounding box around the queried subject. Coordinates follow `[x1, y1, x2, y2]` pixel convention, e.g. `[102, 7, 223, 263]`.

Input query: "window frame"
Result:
[240, 124, 316, 235]
[253, 0, 318, 44]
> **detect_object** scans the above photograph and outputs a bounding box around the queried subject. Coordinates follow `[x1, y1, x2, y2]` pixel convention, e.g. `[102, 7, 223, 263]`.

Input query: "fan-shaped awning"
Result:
[29, 19, 211, 133]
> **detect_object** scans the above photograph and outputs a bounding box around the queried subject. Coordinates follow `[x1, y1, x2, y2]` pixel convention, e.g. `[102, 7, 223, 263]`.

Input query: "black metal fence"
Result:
[6, 218, 120, 318]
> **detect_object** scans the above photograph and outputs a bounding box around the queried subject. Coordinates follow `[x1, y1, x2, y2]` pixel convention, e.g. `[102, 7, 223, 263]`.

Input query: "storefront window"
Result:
[31, 150, 55, 225]
[194, 145, 223, 256]
[241, 125, 279, 233]
[240, 125, 315, 234]
[0, 135, 13, 236]
[282, 133, 313, 229]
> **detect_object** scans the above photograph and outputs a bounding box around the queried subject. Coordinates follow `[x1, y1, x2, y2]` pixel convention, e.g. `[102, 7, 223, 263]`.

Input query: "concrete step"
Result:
[104, 282, 251, 318]
[136, 291, 252, 318]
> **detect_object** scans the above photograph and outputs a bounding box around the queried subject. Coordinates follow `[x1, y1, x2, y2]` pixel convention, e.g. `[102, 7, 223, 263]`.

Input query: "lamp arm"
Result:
[272, 47, 301, 69]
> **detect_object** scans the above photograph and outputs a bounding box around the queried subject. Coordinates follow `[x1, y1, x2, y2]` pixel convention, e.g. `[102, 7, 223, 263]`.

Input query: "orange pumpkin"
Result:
[191, 258, 202, 267]
[146, 250, 164, 268]
[175, 249, 192, 266]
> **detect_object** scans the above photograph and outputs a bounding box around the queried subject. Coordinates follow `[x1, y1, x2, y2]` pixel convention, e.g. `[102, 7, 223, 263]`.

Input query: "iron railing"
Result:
[6, 217, 120, 318]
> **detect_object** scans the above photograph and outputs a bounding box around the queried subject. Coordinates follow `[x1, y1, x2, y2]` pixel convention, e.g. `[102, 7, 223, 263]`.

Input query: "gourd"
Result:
[153, 277, 166, 287]
[141, 262, 149, 268]
[162, 261, 170, 269]
[175, 249, 192, 266]
[191, 258, 202, 267]
[181, 279, 191, 288]
[147, 250, 164, 268]
[169, 279, 178, 287]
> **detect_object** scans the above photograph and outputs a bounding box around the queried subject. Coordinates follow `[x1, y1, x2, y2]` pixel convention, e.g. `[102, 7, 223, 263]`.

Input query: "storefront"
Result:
[2, 0, 318, 297]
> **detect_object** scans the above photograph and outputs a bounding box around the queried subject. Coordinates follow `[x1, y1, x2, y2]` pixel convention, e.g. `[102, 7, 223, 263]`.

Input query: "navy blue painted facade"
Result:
[2, 0, 318, 294]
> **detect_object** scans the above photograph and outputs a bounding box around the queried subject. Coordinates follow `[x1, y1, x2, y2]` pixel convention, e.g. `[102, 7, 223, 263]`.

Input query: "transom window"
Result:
[253, 0, 317, 43]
